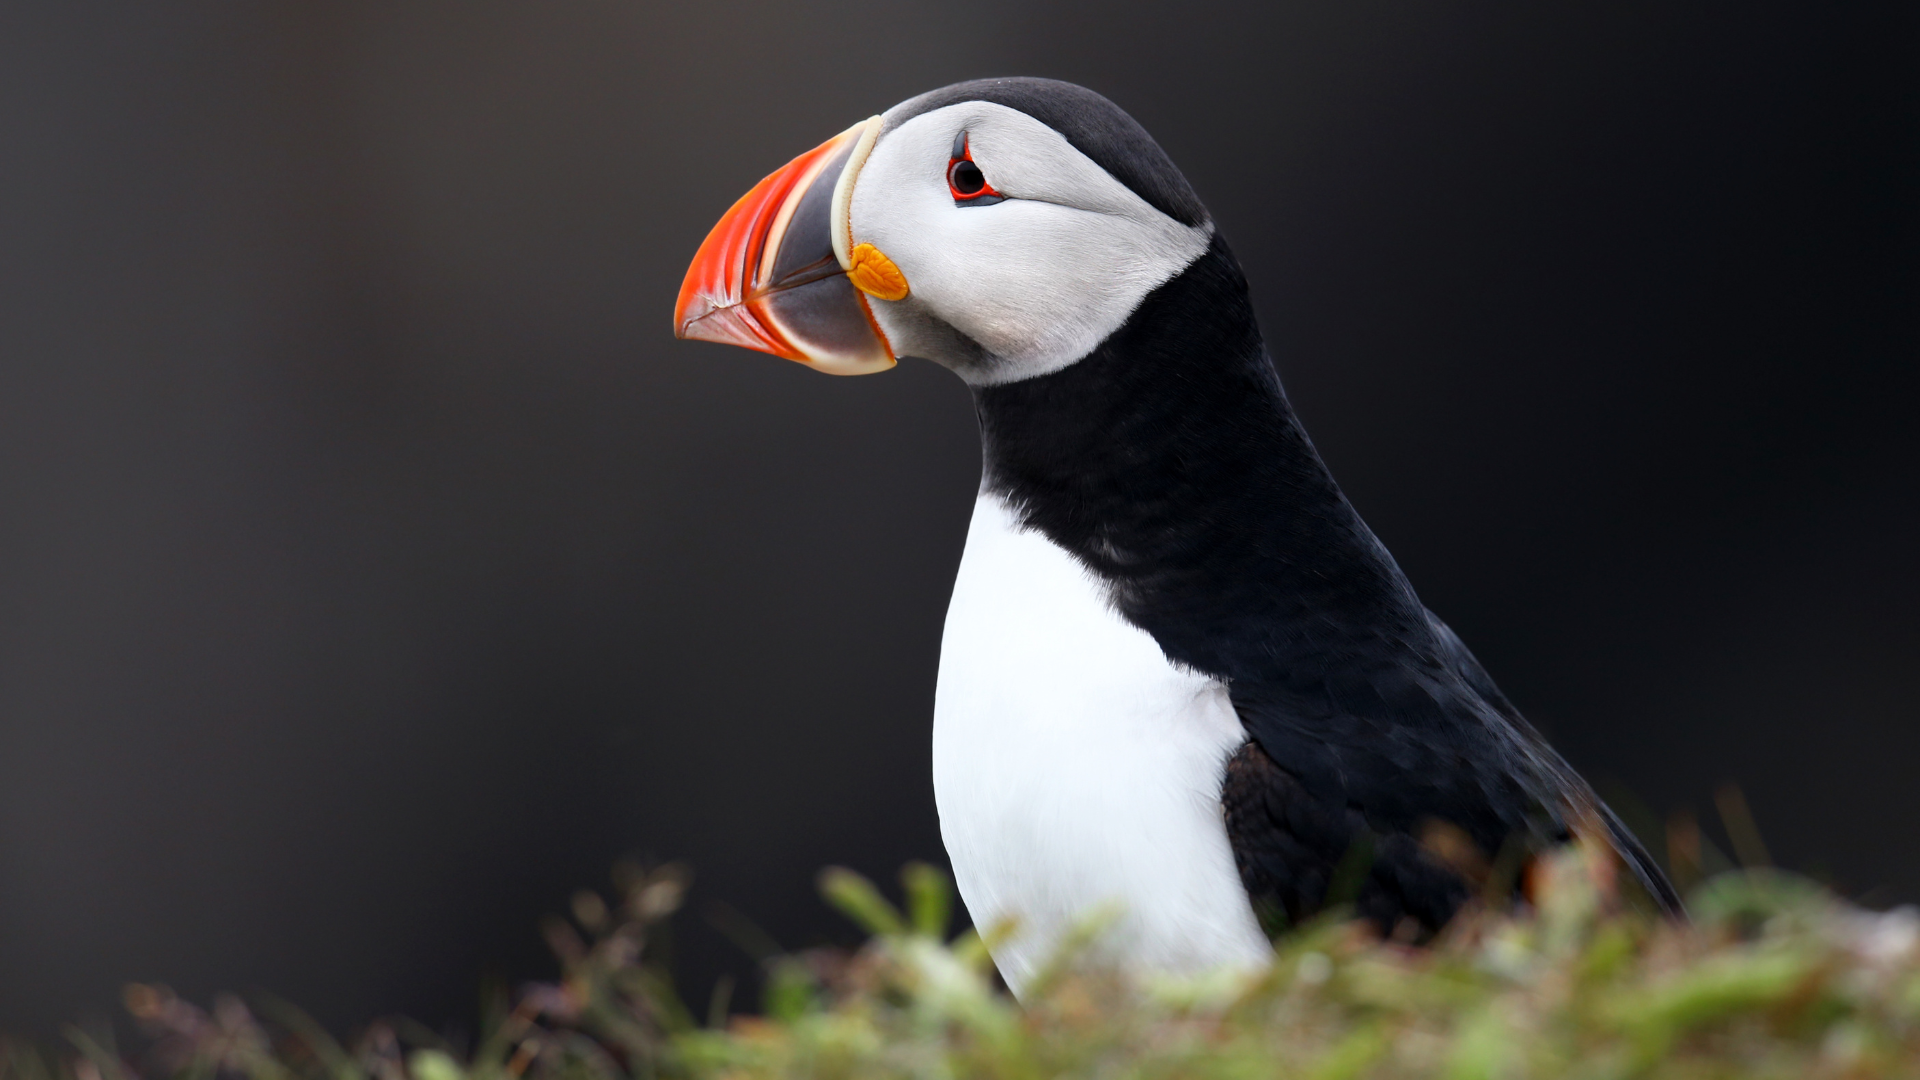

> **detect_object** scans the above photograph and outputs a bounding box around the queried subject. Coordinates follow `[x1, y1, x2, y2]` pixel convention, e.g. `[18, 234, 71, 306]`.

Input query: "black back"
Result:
[883, 78, 1210, 228]
[974, 234, 1680, 930]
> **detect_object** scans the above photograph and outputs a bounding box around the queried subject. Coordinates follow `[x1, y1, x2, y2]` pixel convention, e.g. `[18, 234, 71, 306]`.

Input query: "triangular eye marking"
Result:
[947, 131, 1007, 207]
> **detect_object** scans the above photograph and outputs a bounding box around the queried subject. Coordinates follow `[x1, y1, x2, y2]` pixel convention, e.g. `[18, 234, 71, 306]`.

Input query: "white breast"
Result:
[932, 494, 1272, 997]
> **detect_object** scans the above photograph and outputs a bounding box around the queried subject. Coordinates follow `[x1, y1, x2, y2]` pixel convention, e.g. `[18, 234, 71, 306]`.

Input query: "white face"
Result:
[848, 102, 1213, 386]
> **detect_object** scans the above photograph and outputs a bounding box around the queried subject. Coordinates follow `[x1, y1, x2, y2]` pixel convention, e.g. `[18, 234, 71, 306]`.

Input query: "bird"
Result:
[673, 77, 1681, 998]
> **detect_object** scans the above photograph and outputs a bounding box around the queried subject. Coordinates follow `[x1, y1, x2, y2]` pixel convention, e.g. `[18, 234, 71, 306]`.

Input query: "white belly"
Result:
[932, 494, 1271, 997]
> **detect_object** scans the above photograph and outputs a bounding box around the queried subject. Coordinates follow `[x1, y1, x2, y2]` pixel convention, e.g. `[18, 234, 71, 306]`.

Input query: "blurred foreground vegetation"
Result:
[11, 839, 1920, 1079]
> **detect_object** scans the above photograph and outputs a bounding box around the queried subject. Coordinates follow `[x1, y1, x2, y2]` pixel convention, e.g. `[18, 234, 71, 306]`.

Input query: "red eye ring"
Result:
[947, 133, 1006, 206]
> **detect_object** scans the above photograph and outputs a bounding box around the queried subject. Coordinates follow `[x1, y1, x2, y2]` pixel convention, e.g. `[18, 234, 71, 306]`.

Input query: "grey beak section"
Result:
[758, 140, 880, 360]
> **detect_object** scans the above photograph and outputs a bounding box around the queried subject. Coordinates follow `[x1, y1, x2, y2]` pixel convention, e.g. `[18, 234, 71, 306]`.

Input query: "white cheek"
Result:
[862, 196, 1209, 371]
[960, 205, 1203, 363]
[905, 203, 1208, 371]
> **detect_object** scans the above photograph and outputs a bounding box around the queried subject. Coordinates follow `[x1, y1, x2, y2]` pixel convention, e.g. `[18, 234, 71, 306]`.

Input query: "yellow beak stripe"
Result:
[848, 243, 910, 302]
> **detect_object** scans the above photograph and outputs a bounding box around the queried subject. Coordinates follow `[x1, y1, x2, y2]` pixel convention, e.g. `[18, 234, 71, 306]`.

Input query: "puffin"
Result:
[672, 77, 1680, 997]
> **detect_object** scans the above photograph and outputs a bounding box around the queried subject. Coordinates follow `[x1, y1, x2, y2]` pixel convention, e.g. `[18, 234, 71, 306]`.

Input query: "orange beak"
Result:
[673, 118, 895, 376]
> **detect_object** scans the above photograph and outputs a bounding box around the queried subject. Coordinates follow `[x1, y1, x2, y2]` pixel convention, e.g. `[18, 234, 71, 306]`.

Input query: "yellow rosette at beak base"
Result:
[847, 243, 910, 302]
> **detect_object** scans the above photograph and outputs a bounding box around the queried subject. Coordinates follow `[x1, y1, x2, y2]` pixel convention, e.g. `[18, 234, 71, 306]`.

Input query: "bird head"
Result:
[674, 78, 1215, 385]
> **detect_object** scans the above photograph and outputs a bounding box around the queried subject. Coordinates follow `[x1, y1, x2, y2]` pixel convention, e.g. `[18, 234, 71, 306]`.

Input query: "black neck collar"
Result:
[973, 235, 1446, 695]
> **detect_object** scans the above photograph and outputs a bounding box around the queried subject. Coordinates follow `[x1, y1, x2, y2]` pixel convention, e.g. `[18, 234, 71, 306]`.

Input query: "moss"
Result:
[14, 842, 1920, 1080]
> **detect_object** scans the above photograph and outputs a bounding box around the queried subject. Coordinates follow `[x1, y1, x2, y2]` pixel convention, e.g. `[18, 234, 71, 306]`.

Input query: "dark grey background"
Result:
[0, 0, 1913, 1033]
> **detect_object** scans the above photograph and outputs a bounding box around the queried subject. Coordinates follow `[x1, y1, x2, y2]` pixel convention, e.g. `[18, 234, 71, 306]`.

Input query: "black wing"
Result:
[1425, 611, 1683, 915]
[1222, 609, 1680, 935]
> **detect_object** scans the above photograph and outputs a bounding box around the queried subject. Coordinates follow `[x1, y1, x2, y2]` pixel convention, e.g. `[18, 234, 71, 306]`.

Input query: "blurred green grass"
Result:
[11, 840, 1920, 1080]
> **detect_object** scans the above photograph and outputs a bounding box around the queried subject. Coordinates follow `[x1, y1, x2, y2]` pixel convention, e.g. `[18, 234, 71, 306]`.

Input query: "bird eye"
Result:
[947, 132, 1006, 206]
[949, 159, 987, 196]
